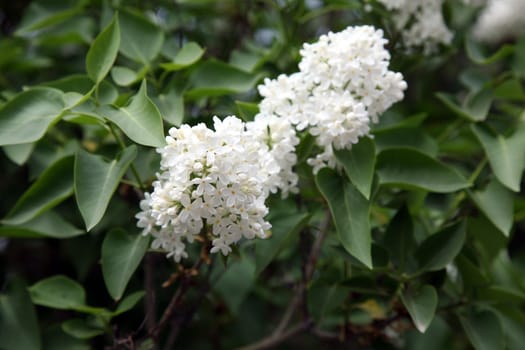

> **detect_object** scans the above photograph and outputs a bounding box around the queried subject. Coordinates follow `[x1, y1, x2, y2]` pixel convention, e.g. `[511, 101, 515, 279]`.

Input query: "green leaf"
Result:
[373, 127, 438, 156]
[44, 74, 93, 94]
[154, 88, 184, 126]
[415, 221, 466, 272]
[436, 89, 493, 122]
[186, 59, 263, 98]
[334, 137, 376, 199]
[235, 101, 259, 122]
[308, 282, 349, 322]
[0, 279, 41, 350]
[62, 319, 104, 339]
[459, 309, 505, 350]
[29, 275, 86, 310]
[493, 307, 525, 350]
[470, 179, 513, 236]
[160, 42, 205, 71]
[100, 81, 165, 147]
[376, 148, 470, 193]
[0, 210, 84, 239]
[401, 285, 438, 333]
[383, 205, 415, 272]
[113, 291, 145, 316]
[467, 217, 507, 262]
[3, 142, 35, 165]
[3, 156, 74, 225]
[15, 0, 86, 36]
[75, 146, 137, 231]
[101, 229, 150, 300]
[316, 168, 372, 268]
[466, 35, 514, 65]
[0, 87, 66, 146]
[86, 13, 120, 83]
[478, 286, 525, 304]
[42, 325, 90, 350]
[110, 66, 143, 86]
[471, 124, 525, 192]
[213, 255, 256, 315]
[255, 212, 310, 275]
[119, 9, 164, 63]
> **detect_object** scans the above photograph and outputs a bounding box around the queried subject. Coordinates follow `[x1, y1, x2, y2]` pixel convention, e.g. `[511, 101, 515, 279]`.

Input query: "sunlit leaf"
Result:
[0, 87, 66, 146]
[110, 66, 146, 86]
[100, 81, 165, 147]
[86, 13, 120, 83]
[119, 9, 164, 63]
[160, 41, 205, 71]
[2, 142, 35, 165]
[186, 59, 263, 98]
[154, 88, 184, 126]
[471, 124, 525, 192]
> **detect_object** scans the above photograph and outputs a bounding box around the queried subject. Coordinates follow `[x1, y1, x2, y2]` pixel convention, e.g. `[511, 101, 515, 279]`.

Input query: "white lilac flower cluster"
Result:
[136, 116, 283, 261]
[137, 25, 406, 261]
[377, 0, 453, 54]
[258, 25, 406, 173]
[472, 0, 525, 44]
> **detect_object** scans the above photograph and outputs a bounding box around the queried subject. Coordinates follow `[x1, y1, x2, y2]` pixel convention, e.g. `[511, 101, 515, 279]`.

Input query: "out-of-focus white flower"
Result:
[258, 25, 406, 172]
[377, 0, 453, 54]
[136, 116, 273, 261]
[472, 0, 525, 44]
[462, 0, 485, 5]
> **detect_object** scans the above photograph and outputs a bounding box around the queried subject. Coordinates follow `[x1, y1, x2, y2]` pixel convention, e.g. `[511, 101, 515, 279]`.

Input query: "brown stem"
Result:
[163, 261, 214, 350]
[150, 252, 206, 340]
[237, 320, 313, 350]
[144, 253, 157, 340]
[241, 209, 332, 348]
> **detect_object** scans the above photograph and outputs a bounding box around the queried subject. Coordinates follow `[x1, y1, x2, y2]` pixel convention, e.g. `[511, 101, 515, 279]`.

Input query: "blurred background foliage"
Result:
[1, 0, 525, 349]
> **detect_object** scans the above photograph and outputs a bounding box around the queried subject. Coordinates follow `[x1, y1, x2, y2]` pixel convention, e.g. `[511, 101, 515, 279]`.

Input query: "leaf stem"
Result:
[108, 123, 147, 192]
[237, 209, 332, 349]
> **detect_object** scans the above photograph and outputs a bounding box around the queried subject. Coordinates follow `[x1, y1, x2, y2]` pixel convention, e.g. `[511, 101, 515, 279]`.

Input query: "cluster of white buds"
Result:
[377, 0, 454, 54]
[258, 25, 406, 172]
[137, 25, 406, 260]
[136, 117, 274, 261]
[472, 0, 525, 44]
